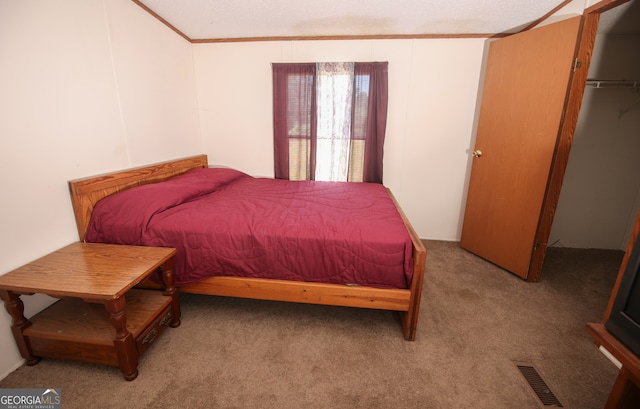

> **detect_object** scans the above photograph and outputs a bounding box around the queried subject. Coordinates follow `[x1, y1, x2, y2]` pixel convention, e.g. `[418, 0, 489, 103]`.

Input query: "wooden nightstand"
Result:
[0, 242, 180, 381]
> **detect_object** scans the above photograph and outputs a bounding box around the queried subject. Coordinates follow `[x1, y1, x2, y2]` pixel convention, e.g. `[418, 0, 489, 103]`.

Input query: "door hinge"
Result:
[573, 58, 582, 72]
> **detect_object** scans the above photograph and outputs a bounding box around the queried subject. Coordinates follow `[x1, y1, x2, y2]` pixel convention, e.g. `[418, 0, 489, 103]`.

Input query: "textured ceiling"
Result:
[136, 0, 570, 40]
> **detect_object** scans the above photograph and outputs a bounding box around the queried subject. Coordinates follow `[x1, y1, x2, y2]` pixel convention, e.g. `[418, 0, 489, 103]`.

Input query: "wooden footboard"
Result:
[389, 190, 427, 341]
[68, 155, 426, 341]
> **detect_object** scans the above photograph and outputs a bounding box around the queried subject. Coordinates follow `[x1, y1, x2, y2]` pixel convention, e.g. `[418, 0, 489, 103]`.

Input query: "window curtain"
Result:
[355, 62, 388, 184]
[272, 61, 388, 183]
[272, 63, 316, 181]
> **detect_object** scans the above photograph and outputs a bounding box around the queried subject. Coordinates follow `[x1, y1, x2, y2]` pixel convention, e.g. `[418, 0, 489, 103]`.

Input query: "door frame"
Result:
[527, 0, 633, 281]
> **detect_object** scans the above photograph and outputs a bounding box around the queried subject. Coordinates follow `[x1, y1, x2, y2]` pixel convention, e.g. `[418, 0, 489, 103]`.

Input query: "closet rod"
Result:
[586, 79, 640, 89]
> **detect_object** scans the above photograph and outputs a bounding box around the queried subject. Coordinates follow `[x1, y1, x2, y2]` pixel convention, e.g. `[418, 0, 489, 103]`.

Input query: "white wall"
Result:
[0, 0, 201, 379]
[193, 38, 486, 240]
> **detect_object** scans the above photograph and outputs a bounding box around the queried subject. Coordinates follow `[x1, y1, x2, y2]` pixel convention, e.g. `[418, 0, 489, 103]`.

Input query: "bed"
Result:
[68, 155, 426, 340]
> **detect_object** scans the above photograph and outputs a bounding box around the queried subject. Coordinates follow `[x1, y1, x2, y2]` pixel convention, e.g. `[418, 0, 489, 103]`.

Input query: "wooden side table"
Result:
[0, 242, 180, 381]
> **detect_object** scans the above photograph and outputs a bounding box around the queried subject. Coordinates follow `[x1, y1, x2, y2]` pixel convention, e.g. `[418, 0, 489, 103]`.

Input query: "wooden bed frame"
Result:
[68, 155, 426, 340]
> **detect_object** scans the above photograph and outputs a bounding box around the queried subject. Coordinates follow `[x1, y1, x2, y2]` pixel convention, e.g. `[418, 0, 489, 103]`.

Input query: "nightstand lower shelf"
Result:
[24, 289, 174, 370]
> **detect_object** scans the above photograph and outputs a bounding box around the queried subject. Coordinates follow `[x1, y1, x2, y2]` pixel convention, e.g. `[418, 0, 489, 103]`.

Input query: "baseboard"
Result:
[0, 359, 25, 382]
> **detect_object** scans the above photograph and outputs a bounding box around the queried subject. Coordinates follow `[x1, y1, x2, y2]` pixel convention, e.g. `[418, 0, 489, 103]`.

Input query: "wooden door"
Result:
[460, 17, 584, 280]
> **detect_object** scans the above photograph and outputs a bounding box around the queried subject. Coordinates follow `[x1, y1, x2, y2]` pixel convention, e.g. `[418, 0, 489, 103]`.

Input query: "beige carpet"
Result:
[0, 240, 623, 408]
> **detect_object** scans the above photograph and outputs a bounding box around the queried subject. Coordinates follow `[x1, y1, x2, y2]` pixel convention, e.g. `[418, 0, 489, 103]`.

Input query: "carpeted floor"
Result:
[0, 240, 623, 408]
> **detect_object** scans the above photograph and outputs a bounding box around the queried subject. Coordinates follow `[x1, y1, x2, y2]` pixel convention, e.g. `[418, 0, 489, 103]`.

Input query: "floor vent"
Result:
[516, 363, 563, 407]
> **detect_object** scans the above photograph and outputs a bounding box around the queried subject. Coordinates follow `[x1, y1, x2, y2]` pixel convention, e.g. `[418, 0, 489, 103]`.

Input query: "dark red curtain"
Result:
[354, 62, 388, 183]
[272, 63, 316, 180]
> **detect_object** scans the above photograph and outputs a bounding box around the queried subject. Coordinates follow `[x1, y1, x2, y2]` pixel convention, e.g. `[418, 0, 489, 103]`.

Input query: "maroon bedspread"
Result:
[85, 168, 414, 288]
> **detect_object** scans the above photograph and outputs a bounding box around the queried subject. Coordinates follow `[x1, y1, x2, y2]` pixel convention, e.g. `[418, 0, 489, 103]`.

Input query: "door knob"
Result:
[472, 150, 483, 158]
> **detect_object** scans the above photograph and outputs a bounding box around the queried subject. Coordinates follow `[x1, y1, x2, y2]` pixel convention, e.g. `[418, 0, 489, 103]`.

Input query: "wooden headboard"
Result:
[68, 155, 208, 241]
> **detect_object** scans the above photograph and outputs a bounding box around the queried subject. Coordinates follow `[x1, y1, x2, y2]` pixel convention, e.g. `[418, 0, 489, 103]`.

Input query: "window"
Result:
[272, 62, 388, 183]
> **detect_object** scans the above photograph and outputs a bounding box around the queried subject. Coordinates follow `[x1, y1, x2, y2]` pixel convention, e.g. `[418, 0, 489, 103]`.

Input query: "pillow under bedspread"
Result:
[85, 168, 414, 289]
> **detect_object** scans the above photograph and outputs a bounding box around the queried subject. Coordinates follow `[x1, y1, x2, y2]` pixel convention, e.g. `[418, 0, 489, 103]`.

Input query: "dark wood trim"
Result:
[518, 0, 576, 32]
[586, 0, 633, 14]
[527, 13, 599, 282]
[131, 0, 191, 42]
[191, 33, 508, 43]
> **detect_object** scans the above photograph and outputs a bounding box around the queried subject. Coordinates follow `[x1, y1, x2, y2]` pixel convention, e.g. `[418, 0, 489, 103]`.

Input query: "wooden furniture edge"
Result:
[387, 189, 427, 341]
[0, 244, 181, 381]
[179, 276, 410, 311]
[586, 210, 640, 407]
[23, 290, 171, 344]
[528, 13, 599, 282]
[67, 155, 426, 340]
[68, 155, 208, 241]
[603, 210, 640, 323]
[586, 323, 640, 385]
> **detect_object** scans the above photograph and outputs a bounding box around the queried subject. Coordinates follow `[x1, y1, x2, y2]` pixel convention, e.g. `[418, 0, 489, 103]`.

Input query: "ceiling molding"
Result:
[190, 32, 511, 44]
[133, 0, 576, 43]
